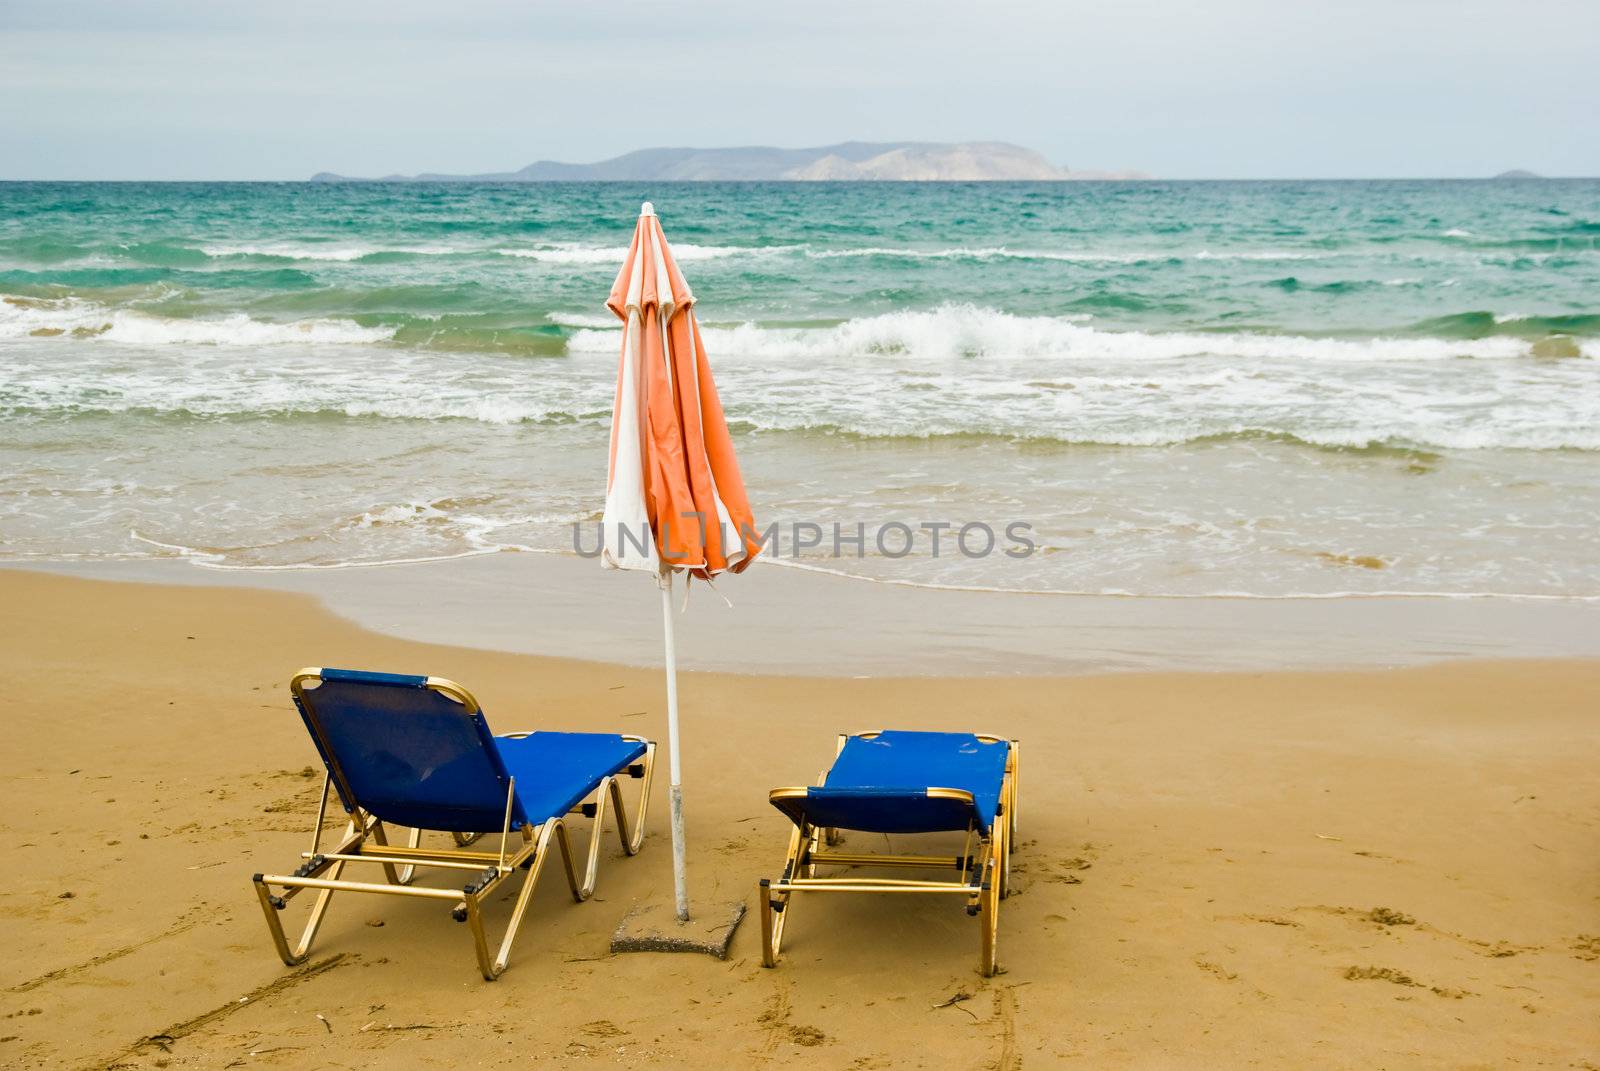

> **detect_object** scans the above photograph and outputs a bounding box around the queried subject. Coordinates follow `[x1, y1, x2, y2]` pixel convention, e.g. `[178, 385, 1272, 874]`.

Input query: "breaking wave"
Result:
[571, 304, 1596, 363]
[8, 295, 1596, 366]
[0, 295, 391, 346]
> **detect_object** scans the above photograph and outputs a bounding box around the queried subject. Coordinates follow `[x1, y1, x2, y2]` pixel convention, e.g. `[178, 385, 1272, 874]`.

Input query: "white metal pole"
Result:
[661, 570, 690, 921]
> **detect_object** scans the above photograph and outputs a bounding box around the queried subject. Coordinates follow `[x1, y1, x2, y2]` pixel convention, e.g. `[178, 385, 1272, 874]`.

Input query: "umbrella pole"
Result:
[661, 571, 690, 921]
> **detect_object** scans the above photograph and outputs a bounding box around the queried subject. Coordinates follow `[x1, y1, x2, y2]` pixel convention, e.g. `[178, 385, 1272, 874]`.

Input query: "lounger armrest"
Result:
[313, 668, 429, 688]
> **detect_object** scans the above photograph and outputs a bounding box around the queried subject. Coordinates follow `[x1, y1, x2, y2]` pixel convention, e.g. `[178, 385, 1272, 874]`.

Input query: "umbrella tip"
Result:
[640, 201, 655, 217]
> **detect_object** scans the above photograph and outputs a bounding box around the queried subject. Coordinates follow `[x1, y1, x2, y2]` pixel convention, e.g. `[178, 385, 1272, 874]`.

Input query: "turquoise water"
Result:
[2, 180, 1598, 595]
[4, 181, 1600, 354]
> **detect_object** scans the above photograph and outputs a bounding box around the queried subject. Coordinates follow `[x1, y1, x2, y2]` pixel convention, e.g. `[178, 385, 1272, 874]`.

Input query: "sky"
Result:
[1, 0, 1596, 180]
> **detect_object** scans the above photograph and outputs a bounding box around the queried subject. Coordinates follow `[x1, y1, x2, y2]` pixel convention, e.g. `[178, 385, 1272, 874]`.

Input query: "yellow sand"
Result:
[1, 569, 1596, 1068]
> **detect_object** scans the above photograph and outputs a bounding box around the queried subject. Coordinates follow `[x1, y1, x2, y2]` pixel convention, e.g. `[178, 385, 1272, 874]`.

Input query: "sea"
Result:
[2, 179, 1597, 598]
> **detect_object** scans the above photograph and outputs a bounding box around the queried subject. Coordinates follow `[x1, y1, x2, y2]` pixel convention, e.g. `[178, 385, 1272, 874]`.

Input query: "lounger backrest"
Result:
[785, 787, 981, 835]
[772, 731, 1010, 835]
[291, 669, 528, 832]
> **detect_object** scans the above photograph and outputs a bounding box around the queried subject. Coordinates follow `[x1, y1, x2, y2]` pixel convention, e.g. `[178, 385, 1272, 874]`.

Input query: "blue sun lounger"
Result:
[251, 668, 655, 980]
[760, 730, 1018, 976]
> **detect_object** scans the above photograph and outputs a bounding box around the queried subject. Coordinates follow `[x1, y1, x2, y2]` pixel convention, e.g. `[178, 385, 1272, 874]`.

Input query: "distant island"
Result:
[310, 141, 1149, 183]
[1492, 169, 1544, 179]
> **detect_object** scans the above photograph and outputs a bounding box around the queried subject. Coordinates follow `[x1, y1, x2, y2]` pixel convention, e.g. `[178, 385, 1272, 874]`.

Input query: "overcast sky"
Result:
[2, 0, 1596, 180]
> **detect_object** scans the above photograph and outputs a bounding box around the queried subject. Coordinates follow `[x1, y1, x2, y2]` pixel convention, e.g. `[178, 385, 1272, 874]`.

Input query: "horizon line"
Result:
[2, 175, 1595, 184]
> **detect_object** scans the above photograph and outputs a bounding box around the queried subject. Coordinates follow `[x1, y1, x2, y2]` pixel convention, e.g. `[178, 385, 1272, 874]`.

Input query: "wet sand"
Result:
[1, 568, 1597, 1068]
[19, 553, 1600, 675]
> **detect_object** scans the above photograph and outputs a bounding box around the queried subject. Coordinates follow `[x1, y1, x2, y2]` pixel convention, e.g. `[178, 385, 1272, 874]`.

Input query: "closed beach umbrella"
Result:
[601, 202, 760, 920]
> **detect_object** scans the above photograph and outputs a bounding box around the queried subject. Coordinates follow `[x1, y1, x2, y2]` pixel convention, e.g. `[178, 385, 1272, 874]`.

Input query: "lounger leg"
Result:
[998, 747, 1018, 899]
[255, 855, 349, 967]
[369, 822, 423, 886]
[760, 823, 805, 968]
[759, 879, 787, 968]
[608, 778, 638, 856]
[254, 814, 370, 967]
[760, 872, 794, 969]
[394, 826, 423, 885]
[453, 825, 550, 980]
[1009, 742, 1020, 842]
[369, 822, 405, 886]
[298, 859, 347, 955]
[978, 833, 1001, 977]
[253, 877, 302, 966]
[462, 894, 496, 981]
[554, 776, 612, 903]
[609, 742, 656, 856]
[457, 825, 547, 980]
[487, 824, 556, 978]
[1001, 818, 1011, 900]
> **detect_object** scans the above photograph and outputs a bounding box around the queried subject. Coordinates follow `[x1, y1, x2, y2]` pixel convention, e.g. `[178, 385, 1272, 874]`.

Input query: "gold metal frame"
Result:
[759, 731, 1018, 976]
[252, 670, 657, 980]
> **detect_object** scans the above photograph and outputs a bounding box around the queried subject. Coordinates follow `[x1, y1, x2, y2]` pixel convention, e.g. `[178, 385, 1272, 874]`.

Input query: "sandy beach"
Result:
[6, 4, 1600, 1068]
[2, 566, 1596, 1068]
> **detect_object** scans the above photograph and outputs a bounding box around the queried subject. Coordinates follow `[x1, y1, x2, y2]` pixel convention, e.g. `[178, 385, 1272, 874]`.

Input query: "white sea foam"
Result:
[198, 242, 463, 261]
[545, 311, 619, 329]
[497, 242, 785, 264]
[6, 300, 1597, 450]
[106, 313, 391, 347]
[202, 243, 373, 261]
[801, 246, 1147, 263]
[128, 530, 506, 570]
[0, 295, 392, 346]
[801, 246, 1333, 263]
[1191, 249, 1331, 261]
[566, 304, 1569, 363]
[496, 244, 629, 264]
[9, 296, 1597, 372]
[494, 242, 1341, 266]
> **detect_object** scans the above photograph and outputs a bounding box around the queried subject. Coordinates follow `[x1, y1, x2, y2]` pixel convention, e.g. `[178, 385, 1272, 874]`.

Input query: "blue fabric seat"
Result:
[772, 731, 1011, 835]
[295, 668, 644, 833]
[494, 732, 647, 824]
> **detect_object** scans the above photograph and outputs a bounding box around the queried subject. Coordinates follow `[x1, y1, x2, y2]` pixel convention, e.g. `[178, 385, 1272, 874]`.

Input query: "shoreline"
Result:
[0, 568, 1595, 1067]
[8, 553, 1600, 676]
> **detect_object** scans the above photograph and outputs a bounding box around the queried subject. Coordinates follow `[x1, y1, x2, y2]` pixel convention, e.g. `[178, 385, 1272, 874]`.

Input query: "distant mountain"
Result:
[1492, 169, 1544, 179]
[309, 142, 1149, 183]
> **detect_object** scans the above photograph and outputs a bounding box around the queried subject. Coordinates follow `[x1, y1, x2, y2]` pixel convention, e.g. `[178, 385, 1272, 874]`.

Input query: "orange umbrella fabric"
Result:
[602, 203, 759, 576]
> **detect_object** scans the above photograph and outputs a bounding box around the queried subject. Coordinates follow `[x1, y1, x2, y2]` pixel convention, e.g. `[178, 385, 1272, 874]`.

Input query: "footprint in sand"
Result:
[1342, 965, 1471, 999]
[755, 990, 829, 1052]
[1309, 905, 1539, 958]
[1572, 935, 1600, 961]
[788, 1025, 826, 1047]
[1030, 850, 1095, 885]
